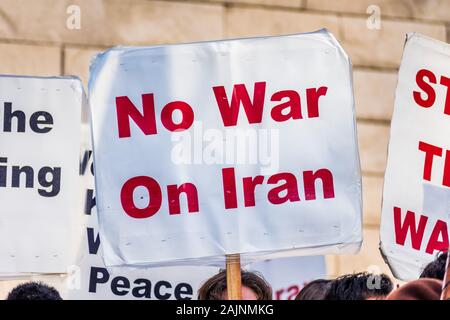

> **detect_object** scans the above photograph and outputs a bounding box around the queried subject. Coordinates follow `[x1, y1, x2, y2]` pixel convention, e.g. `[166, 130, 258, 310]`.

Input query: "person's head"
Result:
[295, 279, 332, 300]
[386, 278, 442, 300]
[324, 272, 393, 300]
[420, 251, 447, 280]
[197, 269, 272, 300]
[7, 281, 62, 300]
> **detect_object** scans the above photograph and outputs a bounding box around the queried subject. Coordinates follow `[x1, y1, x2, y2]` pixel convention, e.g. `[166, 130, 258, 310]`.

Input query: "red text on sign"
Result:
[120, 167, 336, 218]
[413, 68, 450, 114]
[116, 94, 194, 138]
[213, 82, 328, 126]
[418, 140, 450, 187]
[120, 176, 199, 219]
[222, 167, 335, 209]
[116, 82, 329, 138]
[393, 206, 448, 254]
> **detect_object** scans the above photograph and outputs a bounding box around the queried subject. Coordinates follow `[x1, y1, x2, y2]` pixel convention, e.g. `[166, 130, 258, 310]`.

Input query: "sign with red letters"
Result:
[89, 30, 362, 267]
[380, 33, 450, 280]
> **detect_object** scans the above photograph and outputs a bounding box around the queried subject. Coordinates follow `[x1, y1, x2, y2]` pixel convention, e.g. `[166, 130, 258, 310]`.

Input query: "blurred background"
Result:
[0, 0, 448, 298]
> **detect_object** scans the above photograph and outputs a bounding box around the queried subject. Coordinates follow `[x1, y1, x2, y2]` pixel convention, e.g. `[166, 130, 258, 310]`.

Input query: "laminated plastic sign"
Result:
[0, 75, 83, 274]
[89, 29, 362, 268]
[380, 33, 450, 281]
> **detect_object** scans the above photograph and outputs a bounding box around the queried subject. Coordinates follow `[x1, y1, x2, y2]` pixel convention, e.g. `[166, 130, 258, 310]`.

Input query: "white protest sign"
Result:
[0, 76, 83, 274]
[66, 138, 219, 300]
[89, 29, 362, 267]
[250, 255, 326, 300]
[380, 33, 450, 281]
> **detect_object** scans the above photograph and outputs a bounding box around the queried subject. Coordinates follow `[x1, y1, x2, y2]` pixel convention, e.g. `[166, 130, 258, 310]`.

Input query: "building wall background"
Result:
[0, 0, 449, 297]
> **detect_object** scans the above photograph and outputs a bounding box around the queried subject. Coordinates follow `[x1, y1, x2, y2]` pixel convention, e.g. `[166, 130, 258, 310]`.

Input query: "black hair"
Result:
[198, 269, 272, 300]
[324, 272, 393, 300]
[420, 251, 448, 280]
[295, 279, 332, 300]
[7, 281, 62, 300]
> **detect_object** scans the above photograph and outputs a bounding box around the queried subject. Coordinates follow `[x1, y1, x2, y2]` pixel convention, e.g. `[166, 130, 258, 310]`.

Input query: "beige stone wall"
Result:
[0, 0, 449, 293]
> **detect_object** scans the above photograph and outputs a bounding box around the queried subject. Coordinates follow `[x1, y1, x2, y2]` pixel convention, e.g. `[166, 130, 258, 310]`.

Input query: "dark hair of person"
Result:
[295, 279, 332, 300]
[420, 251, 448, 280]
[324, 272, 393, 300]
[197, 269, 272, 300]
[6, 281, 62, 300]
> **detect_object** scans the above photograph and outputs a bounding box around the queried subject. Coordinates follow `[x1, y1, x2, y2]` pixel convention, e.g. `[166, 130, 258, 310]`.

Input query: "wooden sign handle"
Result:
[441, 250, 450, 300]
[226, 254, 242, 300]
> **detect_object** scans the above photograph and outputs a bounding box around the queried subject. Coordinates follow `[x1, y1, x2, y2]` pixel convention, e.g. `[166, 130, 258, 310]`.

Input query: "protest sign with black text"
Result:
[0, 76, 83, 274]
